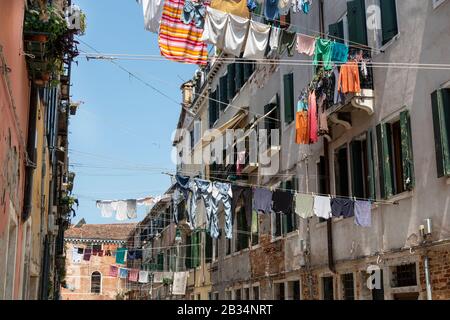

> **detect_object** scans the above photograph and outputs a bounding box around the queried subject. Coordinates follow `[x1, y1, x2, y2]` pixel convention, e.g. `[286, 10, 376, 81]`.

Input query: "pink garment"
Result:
[296, 34, 316, 56]
[236, 151, 246, 174]
[128, 269, 139, 282]
[109, 265, 118, 277]
[308, 91, 318, 143]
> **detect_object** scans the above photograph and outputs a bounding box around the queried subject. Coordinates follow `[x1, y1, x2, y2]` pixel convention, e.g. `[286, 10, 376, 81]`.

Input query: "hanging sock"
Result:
[211, 0, 250, 18]
[278, 29, 297, 57]
[269, 26, 281, 51]
[313, 38, 333, 70]
[201, 6, 229, 49]
[158, 0, 208, 65]
[264, 0, 280, 20]
[296, 34, 316, 56]
[140, 0, 165, 34]
[243, 20, 271, 60]
[223, 12, 249, 57]
[181, 0, 206, 29]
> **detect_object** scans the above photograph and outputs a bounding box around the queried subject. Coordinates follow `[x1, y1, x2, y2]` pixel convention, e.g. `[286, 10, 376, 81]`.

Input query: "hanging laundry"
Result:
[354, 200, 371, 227]
[332, 66, 344, 104]
[128, 269, 139, 282]
[140, 0, 165, 34]
[72, 247, 83, 263]
[231, 185, 253, 226]
[313, 195, 332, 219]
[119, 268, 129, 279]
[247, 0, 258, 11]
[296, 110, 309, 144]
[96, 200, 116, 218]
[243, 20, 271, 60]
[272, 190, 294, 214]
[264, 0, 279, 20]
[331, 42, 349, 64]
[83, 248, 92, 261]
[190, 178, 213, 231]
[115, 247, 127, 264]
[278, 29, 297, 57]
[317, 93, 328, 134]
[115, 201, 128, 221]
[77, 247, 84, 255]
[301, 0, 312, 14]
[236, 150, 247, 173]
[308, 90, 318, 143]
[109, 265, 118, 277]
[201, 6, 228, 48]
[153, 272, 164, 283]
[253, 187, 273, 214]
[223, 12, 249, 57]
[127, 250, 136, 261]
[181, 0, 206, 29]
[137, 196, 155, 207]
[278, 0, 291, 16]
[331, 197, 355, 218]
[126, 199, 137, 219]
[211, 0, 250, 18]
[296, 34, 316, 56]
[251, 209, 259, 233]
[158, 0, 208, 65]
[269, 26, 281, 51]
[211, 181, 233, 239]
[172, 271, 189, 295]
[295, 194, 314, 218]
[338, 61, 361, 94]
[313, 38, 333, 70]
[138, 271, 149, 283]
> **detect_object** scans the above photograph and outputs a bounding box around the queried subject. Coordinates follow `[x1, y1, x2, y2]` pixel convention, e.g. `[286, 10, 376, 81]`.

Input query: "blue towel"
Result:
[265, 0, 279, 20]
[331, 42, 349, 64]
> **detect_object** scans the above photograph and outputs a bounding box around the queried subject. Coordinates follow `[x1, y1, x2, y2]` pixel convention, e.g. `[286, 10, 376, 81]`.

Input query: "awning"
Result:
[202, 110, 248, 148]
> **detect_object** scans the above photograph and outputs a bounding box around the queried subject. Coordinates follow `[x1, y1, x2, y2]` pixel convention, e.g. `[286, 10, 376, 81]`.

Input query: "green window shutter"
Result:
[376, 123, 393, 199]
[350, 140, 364, 198]
[347, 0, 368, 46]
[243, 62, 254, 83]
[366, 129, 376, 200]
[157, 252, 164, 271]
[185, 235, 192, 269]
[209, 90, 218, 128]
[219, 75, 228, 111]
[205, 233, 212, 263]
[283, 73, 294, 124]
[227, 64, 236, 101]
[400, 110, 415, 190]
[329, 20, 344, 43]
[431, 89, 450, 178]
[235, 63, 244, 93]
[191, 232, 198, 268]
[380, 0, 398, 45]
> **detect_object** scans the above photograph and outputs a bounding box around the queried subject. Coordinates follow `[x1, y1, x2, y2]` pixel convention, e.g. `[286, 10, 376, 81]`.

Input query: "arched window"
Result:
[91, 271, 101, 294]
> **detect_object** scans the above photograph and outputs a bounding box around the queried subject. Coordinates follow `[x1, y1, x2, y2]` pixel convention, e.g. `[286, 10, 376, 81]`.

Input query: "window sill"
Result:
[270, 236, 283, 243]
[285, 230, 299, 239]
[376, 33, 400, 55]
[386, 190, 414, 203]
[251, 244, 261, 250]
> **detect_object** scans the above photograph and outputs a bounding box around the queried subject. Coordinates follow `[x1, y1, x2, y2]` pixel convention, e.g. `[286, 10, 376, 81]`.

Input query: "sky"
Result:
[69, 0, 196, 224]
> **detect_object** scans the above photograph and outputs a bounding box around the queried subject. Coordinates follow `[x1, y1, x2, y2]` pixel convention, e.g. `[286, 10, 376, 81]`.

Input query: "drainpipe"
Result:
[324, 139, 335, 274]
[424, 253, 432, 300]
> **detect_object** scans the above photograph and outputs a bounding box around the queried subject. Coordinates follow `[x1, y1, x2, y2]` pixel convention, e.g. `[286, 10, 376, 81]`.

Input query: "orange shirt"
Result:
[338, 61, 361, 94]
[296, 111, 309, 144]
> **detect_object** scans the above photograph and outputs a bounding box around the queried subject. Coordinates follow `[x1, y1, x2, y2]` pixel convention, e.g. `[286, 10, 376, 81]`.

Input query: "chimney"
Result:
[180, 80, 194, 108]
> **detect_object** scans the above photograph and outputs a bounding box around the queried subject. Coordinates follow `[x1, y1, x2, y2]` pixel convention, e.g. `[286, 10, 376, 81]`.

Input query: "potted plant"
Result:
[24, 6, 68, 42]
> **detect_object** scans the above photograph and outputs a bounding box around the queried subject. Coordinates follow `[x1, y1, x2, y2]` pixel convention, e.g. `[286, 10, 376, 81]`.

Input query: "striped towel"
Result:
[158, 0, 208, 65]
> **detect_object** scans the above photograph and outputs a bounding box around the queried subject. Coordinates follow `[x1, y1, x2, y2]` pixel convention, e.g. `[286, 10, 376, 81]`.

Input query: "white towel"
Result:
[141, 0, 164, 34]
[201, 6, 228, 48]
[269, 26, 281, 51]
[96, 201, 116, 218]
[126, 199, 137, 219]
[313, 196, 332, 219]
[138, 271, 149, 283]
[115, 201, 128, 221]
[223, 13, 249, 57]
[243, 20, 271, 60]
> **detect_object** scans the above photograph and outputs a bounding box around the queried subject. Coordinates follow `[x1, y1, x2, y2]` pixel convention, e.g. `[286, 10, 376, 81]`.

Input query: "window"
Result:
[243, 287, 250, 300]
[205, 232, 213, 264]
[264, 98, 281, 148]
[234, 288, 242, 300]
[379, 0, 398, 45]
[91, 271, 101, 294]
[283, 73, 295, 124]
[209, 90, 219, 128]
[287, 280, 301, 300]
[322, 276, 334, 300]
[274, 282, 285, 300]
[227, 64, 236, 101]
[317, 156, 328, 195]
[185, 235, 192, 269]
[391, 263, 417, 288]
[193, 120, 201, 147]
[251, 210, 259, 246]
[209, 291, 219, 300]
[272, 211, 282, 238]
[219, 74, 228, 111]
[225, 290, 232, 300]
[252, 286, 260, 300]
[431, 89, 450, 178]
[341, 273, 355, 300]
[190, 231, 201, 268]
[236, 206, 250, 252]
[350, 132, 376, 199]
[329, 19, 345, 43]
[347, 0, 368, 46]
[334, 144, 350, 197]
[376, 110, 415, 198]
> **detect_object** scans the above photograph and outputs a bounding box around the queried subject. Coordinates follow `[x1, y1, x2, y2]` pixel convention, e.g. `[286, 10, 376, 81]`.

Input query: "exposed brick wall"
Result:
[419, 246, 450, 300]
[249, 235, 285, 278]
[300, 272, 318, 300]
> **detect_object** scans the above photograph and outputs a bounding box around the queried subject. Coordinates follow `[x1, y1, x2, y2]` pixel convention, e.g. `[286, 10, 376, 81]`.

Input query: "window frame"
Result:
[90, 271, 102, 295]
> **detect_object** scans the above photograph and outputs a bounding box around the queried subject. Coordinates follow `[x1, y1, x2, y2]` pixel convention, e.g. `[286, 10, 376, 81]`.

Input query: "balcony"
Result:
[326, 61, 375, 130]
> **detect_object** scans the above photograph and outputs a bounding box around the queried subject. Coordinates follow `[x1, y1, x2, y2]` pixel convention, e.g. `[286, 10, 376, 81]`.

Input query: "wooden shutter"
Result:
[283, 73, 295, 124]
[185, 235, 192, 269]
[235, 62, 245, 92]
[209, 90, 217, 128]
[366, 129, 376, 199]
[227, 64, 236, 101]
[329, 20, 344, 43]
[219, 75, 228, 111]
[191, 231, 200, 268]
[431, 89, 450, 178]
[205, 233, 213, 263]
[376, 123, 393, 198]
[380, 0, 398, 45]
[347, 0, 368, 46]
[400, 110, 415, 190]
[350, 140, 364, 198]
